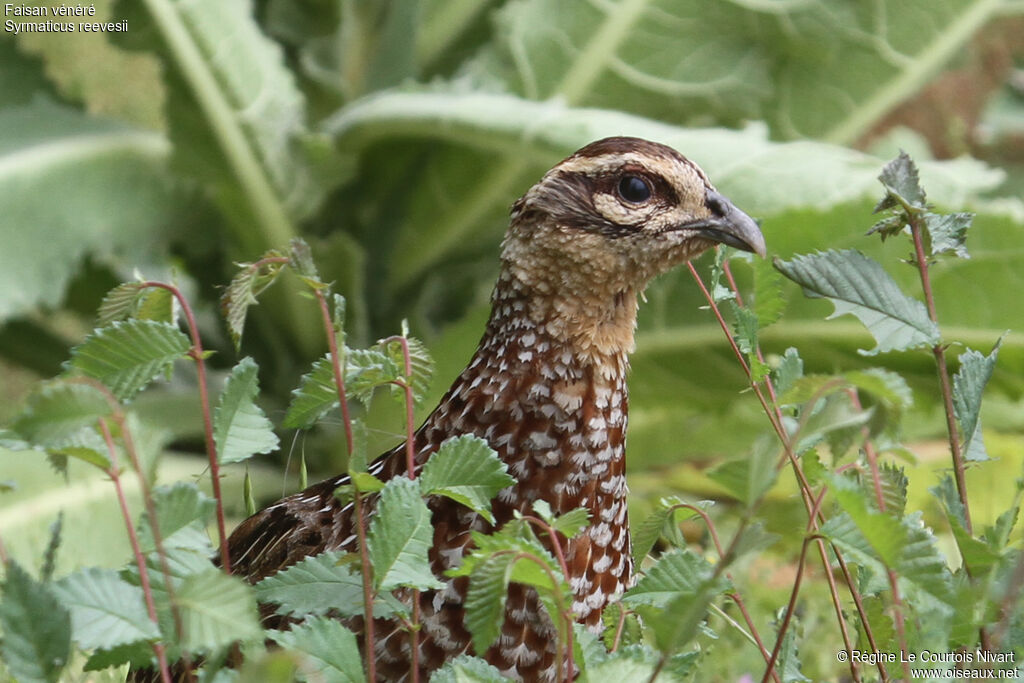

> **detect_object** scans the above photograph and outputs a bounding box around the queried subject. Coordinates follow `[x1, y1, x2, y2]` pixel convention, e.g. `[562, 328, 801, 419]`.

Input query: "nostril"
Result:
[706, 191, 730, 218]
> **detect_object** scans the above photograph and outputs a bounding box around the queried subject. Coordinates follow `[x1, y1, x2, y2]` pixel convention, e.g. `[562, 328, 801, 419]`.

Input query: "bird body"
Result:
[139, 137, 764, 682]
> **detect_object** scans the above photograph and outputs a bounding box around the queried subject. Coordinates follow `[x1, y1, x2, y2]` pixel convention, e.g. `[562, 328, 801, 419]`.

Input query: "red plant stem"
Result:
[676, 504, 778, 683]
[611, 606, 628, 652]
[907, 221, 973, 535]
[688, 260, 880, 682]
[314, 289, 354, 455]
[142, 281, 230, 572]
[519, 515, 575, 682]
[386, 335, 421, 683]
[761, 534, 818, 683]
[99, 418, 172, 683]
[352, 490, 377, 683]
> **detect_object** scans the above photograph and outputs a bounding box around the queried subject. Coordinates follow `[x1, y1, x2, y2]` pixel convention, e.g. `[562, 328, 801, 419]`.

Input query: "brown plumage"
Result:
[138, 137, 764, 681]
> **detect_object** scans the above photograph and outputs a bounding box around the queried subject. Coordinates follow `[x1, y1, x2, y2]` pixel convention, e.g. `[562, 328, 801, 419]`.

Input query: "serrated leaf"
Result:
[752, 255, 786, 328]
[774, 250, 939, 356]
[135, 286, 176, 324]
[772, 347, 803, 398]
[346, 347, 401, 406]
[931, 476, 1001, 574]
[12, 382, 111, 467]
[379, 335, 435, 403]
[174, 569, 262, 652]
[254, 551, 401, 619]
[214, 357, 279, 465]
[83, 640, 155, 671]
[283, 354, 339, 429]
[0, 559, 71, 682]
[827, 474, 905, 566]
[875, 463, 908, 517]
[622, 548, 728, 609]
[728, 301, 768, 380]
[368, 477, 444, 592]
[419, 435, 514, 524]
[40, 512, 62, 583]
[924, 211, 972, 259]
[878, 151, 926, 210]
[138, 482, 216, 554]
[51, 567, 159, 651]
[97, 282, 147, 327]
[707, 435, 776, 507]
[288, 237, 319, 280]
[773, 609, 811, 683]
[430, 654, 507, 683]
[332, 293, 347, 347]
[65, 319, 192, 400]
[464, 552, 517, 654]
[953, 340, 1001, 462]
[351, 471, 385, 493]
[550, 508, 590, 540]
[267, 616, 363, 683]
[220, 254, 286, 351]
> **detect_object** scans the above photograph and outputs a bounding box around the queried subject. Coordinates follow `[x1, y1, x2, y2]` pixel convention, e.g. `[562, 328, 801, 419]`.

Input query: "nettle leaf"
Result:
[368, 477, 444, 592]
[283, 354, 339, 429]
[774, 249, 939, 356]
[752, 255, 786, 328]
[214, 357, 279, 465]
[953, 340, 1001, 462]
[874, 464, 908, 517]
[419, 435, 514, 524]
[66, 319, 192, 400]
[622, 548, 729, 609]
[379, 335, 435, 403]
[254, 551, 402, 619]
[138, 482, 215, 554]
[267, 616, 363, 683]
[220, 253, 286, 351]
[12, 381, 110, 457]
[827, 474, 905, 566]
[877, 150, 926, 211]
[174, 569, 262, 652]
[0, 559, 71, 682]
[631, 498, 708, 566]
[771, 347, 803, 398]
[97, 282, 147, 327]
[431, 654, 507, 683]
[346, 347, 401, 406]
[924, 212, 972, 259]
[707, 434, 777, 507]
[464, 552, 517, 654]
[51, 567, 158, 651]
[728, 301, 768, 381]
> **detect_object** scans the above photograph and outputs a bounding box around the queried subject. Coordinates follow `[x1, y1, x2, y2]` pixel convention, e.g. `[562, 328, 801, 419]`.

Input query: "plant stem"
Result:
[142, 282, 230, 573]
[520, 515, 575, 682]
[99, 418, 172, 683]
[352, 490, 377, 683]
[315, 289, 355, 455]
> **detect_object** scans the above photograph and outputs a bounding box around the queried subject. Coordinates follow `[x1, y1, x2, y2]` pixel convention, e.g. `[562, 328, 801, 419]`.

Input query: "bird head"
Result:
[498, 137, 764, 358]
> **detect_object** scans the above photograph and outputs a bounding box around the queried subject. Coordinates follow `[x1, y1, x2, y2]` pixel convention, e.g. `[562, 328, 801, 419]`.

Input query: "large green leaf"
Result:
[51, 567, 159, 651]
[418, 435, 514, 524]
[0, 559, 71, 683]
[213, 356, 279, 465]
[367, 477, 444, 592]
[173, 569, 262, 652]
[65, 319, 191, 400]
[0, 98, 184, 324]
[267, 616, 364, 683]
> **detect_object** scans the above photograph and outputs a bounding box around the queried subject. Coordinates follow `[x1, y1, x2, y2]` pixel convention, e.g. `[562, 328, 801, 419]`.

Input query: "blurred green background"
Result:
[1, 4, 1023, 673]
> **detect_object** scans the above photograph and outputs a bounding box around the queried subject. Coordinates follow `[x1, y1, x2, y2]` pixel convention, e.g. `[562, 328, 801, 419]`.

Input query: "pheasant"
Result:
[141, 136, 764, 681]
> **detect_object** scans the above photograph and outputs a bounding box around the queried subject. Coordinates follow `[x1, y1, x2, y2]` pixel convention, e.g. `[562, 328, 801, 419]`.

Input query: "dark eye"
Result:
[617, 174, 651, 203]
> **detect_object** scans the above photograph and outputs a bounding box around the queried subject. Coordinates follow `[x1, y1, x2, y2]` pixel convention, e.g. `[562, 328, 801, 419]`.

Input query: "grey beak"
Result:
[689, 190, 766, 258]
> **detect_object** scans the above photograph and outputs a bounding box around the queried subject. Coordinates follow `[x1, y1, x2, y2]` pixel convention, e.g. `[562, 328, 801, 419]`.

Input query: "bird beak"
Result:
[682, 190, 766, 258]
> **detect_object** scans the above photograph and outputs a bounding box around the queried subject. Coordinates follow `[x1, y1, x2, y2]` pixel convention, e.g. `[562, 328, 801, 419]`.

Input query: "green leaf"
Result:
[463, 552, 516, 654]
[254, 551, 402, 619]
[0, 98, 187, 324]
[773, 609, 811, 683]
[622, 548, 728, 609]
[771, 347, 803, 398]
[267, 616, 364, 683]
[65, 319, 192, 400]
[931, 476, 1001, 574]
[97, 282, 148, 327]
[826, 474, 905, 566]
[214, 357, 279, 465]
[874, 464, 908, 517]
[12, 382, 111, 464]
[953, 340, 1001, 462]
[877, 150, 926, 211]
[379, 335, 435, 404]
[138, 482, 215, 554]
[0, 559, 71, 682]
[346, 347, 401, 407]
[728, 301, 768, 381]
[430, 655, 507, 683]
[419, 435, 514, 524]
[707, 435, 777, 507]
[174, 569, 262, 653]
[774, 249, 940, 356]
[752, 255, 786, 328]
[924, 211, 972, 259]
[51, 567, 159, 651]
[368, 477, 444, 592]
[220, 253, 286, 351]
[283, 354, 339, 429]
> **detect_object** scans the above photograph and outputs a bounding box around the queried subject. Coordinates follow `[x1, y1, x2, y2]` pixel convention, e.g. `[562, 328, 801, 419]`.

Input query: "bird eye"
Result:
[617, 175, 651, 203]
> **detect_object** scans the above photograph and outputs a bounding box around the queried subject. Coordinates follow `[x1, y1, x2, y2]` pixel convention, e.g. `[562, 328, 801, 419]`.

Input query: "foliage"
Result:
[2, 2, 1024, 682]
